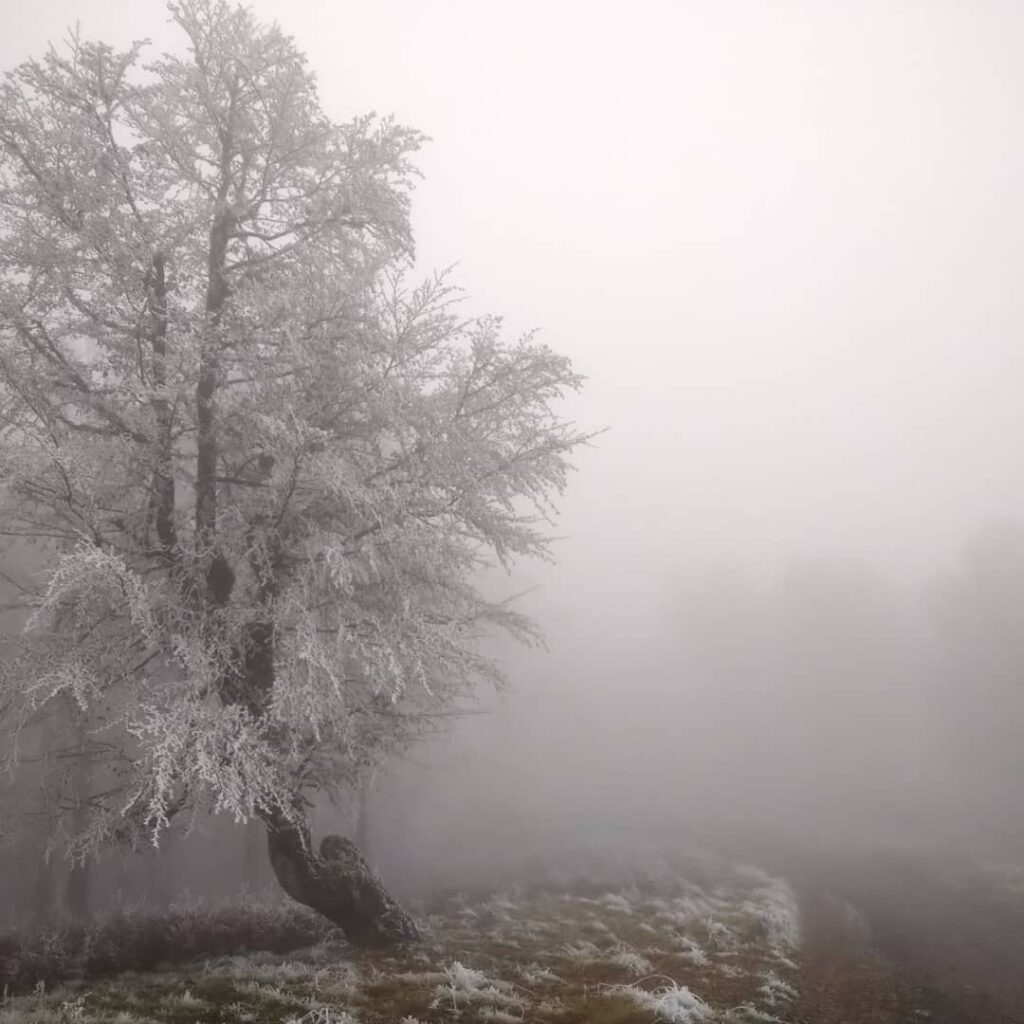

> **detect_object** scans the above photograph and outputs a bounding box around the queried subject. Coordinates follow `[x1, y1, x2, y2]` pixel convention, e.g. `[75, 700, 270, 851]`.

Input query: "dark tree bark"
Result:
[189, 134, 417, 947]
[223, 624, 416, 942]
[263, 809, 418, 946]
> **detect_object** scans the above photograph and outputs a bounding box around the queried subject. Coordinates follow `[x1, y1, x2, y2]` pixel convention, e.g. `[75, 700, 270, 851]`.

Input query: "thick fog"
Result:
[4, 0, 1024, 916]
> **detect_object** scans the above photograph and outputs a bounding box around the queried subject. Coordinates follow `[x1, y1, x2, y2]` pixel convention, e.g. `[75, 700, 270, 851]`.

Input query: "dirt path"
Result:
[794, 888, 915, 1023]
[791, 854, 1024, 1024]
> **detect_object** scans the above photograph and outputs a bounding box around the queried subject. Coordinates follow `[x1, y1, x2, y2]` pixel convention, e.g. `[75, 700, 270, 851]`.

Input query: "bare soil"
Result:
[793, 852, 1024, 1024]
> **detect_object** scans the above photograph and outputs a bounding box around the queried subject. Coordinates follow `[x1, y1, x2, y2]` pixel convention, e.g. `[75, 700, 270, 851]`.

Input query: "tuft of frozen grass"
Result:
[58, 997, 86, 1023]
[615, 981, 710, 1022]
[758, 970, 798, 1006]
[432, 961, 525, 1015]
[558, 940, 656, 975]
[741, 878, 802, 954]
[517, 963, 561, 985]
[488, 895, 519, 913]
[704, 918, 740, 953]
[605, 949, 654, 976]
[671, 934, 710, 966]
[599, 893, 635, 914]
[559, 940, 603, 961]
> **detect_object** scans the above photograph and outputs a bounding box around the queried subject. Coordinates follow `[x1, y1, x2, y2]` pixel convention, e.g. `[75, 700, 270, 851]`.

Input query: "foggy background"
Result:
[4, 0, 1024, 917]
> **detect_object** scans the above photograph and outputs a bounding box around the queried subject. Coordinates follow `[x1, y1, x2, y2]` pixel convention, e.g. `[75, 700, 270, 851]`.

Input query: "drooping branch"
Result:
[10, 321, 151, 446]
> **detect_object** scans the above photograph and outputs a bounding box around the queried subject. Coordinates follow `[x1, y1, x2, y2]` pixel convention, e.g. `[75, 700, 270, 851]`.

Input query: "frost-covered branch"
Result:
[0, 0, 593, 872]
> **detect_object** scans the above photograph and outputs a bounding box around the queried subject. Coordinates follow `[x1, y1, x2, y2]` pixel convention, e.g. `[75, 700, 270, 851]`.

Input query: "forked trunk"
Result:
[262, 809, 419, 946]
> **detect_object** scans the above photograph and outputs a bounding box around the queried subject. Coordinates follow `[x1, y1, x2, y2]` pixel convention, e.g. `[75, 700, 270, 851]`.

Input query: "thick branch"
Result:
[195, 205, 231, 557]
[145, 252, 179, 566]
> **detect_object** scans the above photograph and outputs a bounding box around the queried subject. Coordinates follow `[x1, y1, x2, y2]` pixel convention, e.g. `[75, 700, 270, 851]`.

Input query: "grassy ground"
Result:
[0, 860, 802, 1024]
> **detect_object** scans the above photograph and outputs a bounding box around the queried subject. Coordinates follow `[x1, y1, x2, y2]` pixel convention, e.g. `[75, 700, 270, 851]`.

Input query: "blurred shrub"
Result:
[0, 895, 330, 992]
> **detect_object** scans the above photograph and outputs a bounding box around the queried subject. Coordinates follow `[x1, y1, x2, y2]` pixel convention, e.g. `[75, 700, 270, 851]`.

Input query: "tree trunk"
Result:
[66, 719, 92, 922]
[65, 861, 91, 922]
[263, 809, 418, 946]
[149, 829, 180, 908]
[30, 847, 55, 926]
[243, 818, 265, 892]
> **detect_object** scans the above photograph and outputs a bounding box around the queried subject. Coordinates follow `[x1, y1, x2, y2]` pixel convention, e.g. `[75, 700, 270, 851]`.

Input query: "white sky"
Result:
[5, 0, 1024, 598]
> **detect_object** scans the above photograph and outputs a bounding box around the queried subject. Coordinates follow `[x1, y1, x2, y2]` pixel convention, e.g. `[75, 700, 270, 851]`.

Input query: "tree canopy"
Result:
[0, 0, 590, 875]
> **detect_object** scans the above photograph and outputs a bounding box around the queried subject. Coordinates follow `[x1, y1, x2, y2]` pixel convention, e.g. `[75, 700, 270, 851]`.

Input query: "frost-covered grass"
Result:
[0, 860, 802, 1024]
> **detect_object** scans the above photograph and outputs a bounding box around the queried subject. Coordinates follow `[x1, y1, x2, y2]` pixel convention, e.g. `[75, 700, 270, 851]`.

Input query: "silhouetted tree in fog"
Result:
[929, 522, 1024, 848]
[669, 561, 927, 843]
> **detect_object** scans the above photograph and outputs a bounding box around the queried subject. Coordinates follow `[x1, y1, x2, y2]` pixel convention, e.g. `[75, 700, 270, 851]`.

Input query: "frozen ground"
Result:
[0, 858, 802, 1024]
[7, 849, 1023, 1024]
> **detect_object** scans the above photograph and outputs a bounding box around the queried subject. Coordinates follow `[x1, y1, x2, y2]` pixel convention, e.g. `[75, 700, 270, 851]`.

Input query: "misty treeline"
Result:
[663, 525, 1024, 850]
[364, 524, 1024, 895]
[0, 0, 591, 942]
[4, 521, 1024, 927]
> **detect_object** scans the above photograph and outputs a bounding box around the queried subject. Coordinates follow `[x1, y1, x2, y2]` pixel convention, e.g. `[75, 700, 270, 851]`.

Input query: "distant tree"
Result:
[669, 561, 926, 842]
[928, 521, 1024, 842]
[0, 0, 590, 943]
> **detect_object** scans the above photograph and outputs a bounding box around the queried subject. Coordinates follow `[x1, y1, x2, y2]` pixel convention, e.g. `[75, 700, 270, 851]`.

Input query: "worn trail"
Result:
[792, 853, 1024, 1024]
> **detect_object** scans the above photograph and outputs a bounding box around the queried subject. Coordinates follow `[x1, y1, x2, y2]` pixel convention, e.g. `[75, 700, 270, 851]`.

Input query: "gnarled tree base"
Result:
[264, 813, 419, 947]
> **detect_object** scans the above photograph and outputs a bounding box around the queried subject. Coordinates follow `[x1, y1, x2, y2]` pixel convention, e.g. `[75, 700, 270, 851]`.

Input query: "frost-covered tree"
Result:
[0, 0, 590, 943]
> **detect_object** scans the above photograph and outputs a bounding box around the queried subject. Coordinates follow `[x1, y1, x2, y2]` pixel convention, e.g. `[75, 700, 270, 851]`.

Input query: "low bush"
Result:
[0, 895, 331, 993]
